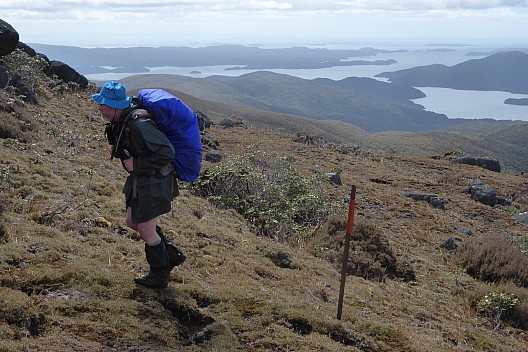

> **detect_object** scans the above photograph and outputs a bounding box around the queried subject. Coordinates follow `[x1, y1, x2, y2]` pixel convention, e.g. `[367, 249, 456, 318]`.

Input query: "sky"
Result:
[2, 1, 528, 48]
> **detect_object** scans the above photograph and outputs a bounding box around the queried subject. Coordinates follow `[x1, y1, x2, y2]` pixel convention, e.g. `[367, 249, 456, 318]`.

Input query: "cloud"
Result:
[249, 1, 293, 10]
[3, 0, 528, 16]
[2, 0, 528, 47]
[332, 0, 528, 10]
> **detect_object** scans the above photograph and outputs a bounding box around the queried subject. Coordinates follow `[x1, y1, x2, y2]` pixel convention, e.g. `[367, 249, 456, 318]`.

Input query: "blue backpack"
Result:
[136, 89, 203, 182]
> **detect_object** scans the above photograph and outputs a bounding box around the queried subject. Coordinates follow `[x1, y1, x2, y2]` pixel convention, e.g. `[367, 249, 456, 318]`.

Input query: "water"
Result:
[85, 44, 528, 121]
[413, 88, 528, 121]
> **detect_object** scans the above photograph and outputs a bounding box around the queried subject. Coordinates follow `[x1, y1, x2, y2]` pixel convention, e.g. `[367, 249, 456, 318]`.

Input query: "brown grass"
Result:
[1, 87, 528, 351]
[456, 234, 528, 287]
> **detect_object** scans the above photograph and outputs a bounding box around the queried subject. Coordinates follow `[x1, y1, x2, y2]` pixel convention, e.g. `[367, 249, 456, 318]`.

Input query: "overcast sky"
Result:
[2, 1, 528, 48]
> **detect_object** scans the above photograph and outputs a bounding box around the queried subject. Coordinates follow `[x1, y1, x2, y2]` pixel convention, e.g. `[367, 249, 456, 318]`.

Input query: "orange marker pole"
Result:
[337, 185, 356, 320]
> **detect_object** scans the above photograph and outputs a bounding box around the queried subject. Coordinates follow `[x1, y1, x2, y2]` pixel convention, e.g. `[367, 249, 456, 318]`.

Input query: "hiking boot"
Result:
[134, 268, 170, 289]
[156, 226, 186, 268]
[134, 241, 171, 289]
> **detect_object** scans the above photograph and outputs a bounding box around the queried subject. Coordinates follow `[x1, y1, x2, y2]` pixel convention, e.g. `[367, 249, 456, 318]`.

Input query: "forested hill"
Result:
[121, 71, 457, 133]
[376, 51, 528, 94]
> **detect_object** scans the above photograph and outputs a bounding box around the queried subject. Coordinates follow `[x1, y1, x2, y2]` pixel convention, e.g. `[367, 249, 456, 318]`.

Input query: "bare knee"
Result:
[125, 208, 138, 231]
[126, 218, 137, 230]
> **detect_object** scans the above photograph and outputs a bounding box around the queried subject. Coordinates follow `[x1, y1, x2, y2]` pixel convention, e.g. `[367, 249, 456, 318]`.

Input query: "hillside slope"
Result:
[121, 85, 528, 173]
[1, 86, 528, 351]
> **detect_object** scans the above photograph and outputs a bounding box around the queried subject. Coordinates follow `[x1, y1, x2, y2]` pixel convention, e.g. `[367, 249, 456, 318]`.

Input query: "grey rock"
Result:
[466, 182, 497, 206]
[402, 192, 445, 210]
[45, 60, 88, 89]
[450, 156, 501, 172]
[326, 172, 342, 186]
[440, 237, 461, 251]
[513, 212, 528, 224]
[205, 150, 222, 163]
[457, 227, 474, 236]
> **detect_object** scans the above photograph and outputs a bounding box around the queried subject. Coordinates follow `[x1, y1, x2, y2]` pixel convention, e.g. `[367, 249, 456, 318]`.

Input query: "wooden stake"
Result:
[337, 185, 356, 320]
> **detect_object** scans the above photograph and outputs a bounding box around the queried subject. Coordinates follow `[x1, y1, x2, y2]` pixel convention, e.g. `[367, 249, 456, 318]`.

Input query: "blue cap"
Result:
[92, 81, 131, 109]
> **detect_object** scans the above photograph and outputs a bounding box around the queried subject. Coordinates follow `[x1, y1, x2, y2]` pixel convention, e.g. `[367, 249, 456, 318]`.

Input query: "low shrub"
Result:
[2, 49, 50, 93]
[476, 292, 518, 330]
[258, 243, 297, 269]
[310, 216, 415, 282]
[0, 91, 36, 141]
[466, 282, 528, 330]
[191, 151, 340, 241]
[455, 234, 528, 287]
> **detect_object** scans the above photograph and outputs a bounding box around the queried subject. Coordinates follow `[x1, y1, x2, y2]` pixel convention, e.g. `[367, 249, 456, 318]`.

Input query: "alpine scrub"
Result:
[192, 151, 341, 241]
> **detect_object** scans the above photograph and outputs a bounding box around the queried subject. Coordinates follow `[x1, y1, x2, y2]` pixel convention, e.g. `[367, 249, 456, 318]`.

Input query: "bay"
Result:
[413, 88, 528, 121]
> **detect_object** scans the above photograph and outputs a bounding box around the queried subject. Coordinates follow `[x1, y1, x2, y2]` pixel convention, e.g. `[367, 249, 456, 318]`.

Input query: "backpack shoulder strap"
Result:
[126, 108, 151, 125]
[111, 109, 151, 160]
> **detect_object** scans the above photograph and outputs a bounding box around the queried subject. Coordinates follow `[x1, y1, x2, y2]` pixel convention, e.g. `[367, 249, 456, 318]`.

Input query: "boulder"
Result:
[326, 172, 342, 186]
[195, 111, 212, 132]
[219, 118, 243, 129]
[0, 62, 9, 88]
[45, 60, 88, 89]
[0, 19, 19, 57]
[402, 192, 445, 210]
[475, 157, 501, 173]
[450, 156, 501, 172]
[466, 180, 497, 206]
[205, 150, 222, 163]
[513, 212, 528, 225]
[17, 42, 38, 57]
[457, 227, 473, 236]
[201, 132, 220, 149]
[440, 237, 461, 251]
[450, 156, 477, 166]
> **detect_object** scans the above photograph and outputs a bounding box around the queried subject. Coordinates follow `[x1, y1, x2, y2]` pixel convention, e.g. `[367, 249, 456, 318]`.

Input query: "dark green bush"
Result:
[192, 151, 340, 241]
[466, 282, 528, 330]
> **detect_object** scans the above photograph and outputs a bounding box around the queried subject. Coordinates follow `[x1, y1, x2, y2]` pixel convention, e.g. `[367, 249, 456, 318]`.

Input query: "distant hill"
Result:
[376, 51, 528, 94]
[121, 72, 459, 133]
[29, 43, 400, 74]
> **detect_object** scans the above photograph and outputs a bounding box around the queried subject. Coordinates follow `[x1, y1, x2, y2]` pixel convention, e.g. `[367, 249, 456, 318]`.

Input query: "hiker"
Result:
[92, 81, 182, 289]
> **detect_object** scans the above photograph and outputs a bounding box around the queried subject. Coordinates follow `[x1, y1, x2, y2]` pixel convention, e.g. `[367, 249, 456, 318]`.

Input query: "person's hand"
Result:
[123, 157, 134, 172]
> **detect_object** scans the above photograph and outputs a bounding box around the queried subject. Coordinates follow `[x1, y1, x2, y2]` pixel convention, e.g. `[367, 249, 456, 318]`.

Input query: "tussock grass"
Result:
[456, 234, 528, 287]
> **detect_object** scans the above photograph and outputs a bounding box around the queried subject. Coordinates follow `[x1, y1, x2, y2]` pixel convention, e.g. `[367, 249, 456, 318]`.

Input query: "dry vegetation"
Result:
[1, 67, 528, 351]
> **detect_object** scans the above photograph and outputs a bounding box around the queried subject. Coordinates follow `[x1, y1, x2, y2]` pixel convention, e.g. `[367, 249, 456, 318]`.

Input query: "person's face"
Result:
[97, 104, 117, 124]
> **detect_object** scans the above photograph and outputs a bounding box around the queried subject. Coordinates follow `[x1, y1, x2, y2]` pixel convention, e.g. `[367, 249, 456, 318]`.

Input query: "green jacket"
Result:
[124, 109, 175, 176]
[112, 108, 177, 222]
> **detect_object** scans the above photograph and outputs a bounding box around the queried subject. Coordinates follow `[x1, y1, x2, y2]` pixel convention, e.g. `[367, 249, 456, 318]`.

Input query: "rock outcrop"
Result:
[0, 19, 18, 57]
[46, 60, 88, 89]
[0, 18, 89, 102]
